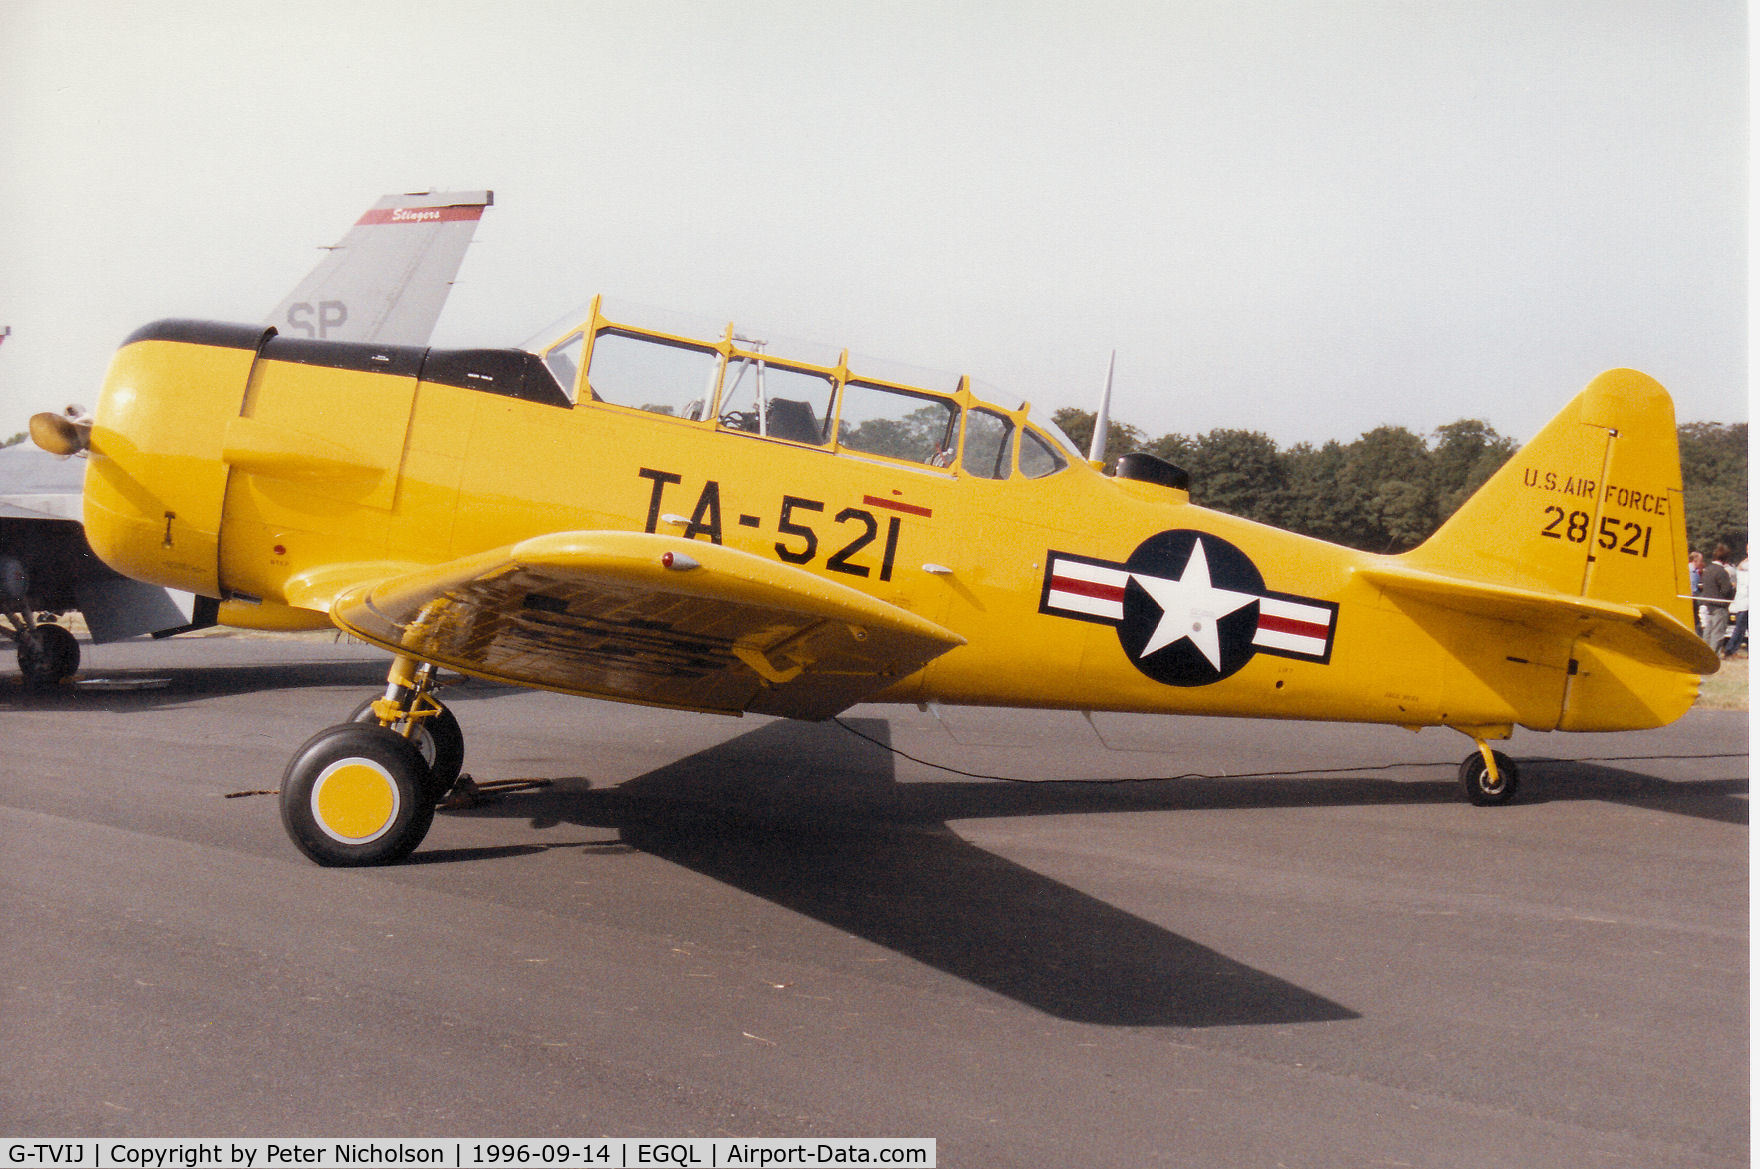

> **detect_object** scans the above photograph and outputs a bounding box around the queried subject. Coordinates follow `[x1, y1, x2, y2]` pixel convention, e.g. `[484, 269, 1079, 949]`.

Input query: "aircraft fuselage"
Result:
[81, 309, 1700, 740]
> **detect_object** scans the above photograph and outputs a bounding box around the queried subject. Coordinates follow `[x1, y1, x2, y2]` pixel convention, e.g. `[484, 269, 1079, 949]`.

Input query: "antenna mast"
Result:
[1087, 350, 1116, 464]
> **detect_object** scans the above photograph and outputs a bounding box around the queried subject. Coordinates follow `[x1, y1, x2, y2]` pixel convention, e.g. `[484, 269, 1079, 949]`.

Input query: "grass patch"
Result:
[1697, 654, 1748, 711]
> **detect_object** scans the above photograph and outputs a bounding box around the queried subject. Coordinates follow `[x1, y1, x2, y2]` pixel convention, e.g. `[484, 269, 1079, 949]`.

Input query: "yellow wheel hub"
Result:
[312, 759, 399, 842]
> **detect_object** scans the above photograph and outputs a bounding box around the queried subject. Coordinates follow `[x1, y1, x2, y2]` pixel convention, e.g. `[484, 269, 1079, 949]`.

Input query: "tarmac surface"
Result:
[0, 633, 1747, 1167]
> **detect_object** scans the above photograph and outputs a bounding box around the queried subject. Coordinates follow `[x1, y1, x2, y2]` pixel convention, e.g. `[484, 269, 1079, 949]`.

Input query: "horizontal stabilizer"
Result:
[1359, 563, 1718, 675]
[329, 531, 965, 719]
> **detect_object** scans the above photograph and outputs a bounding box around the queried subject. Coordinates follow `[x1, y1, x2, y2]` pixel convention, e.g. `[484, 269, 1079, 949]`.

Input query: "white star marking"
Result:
[1130, 539, 1259, 669]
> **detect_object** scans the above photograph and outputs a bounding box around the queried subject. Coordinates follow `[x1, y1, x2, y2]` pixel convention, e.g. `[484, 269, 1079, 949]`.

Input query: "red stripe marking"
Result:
[1257, 613, 1331, 640]
[356, 204, 486, 225]
[1050, 575, 1126, 603]
[863, 494, 932, 518]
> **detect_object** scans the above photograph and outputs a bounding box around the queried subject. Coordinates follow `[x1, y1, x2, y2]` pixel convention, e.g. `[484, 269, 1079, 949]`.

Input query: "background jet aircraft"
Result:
[266, 190, 494, 344]
[0, 190, 493, 685]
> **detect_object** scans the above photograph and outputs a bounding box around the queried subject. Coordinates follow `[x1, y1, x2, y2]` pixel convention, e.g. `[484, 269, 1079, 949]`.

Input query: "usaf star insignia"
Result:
[1038, 529, 1338, 687]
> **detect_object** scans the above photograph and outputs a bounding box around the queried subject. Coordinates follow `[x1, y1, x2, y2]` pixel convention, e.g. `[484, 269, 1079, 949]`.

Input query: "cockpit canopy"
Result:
[531, 297, 1075, 481]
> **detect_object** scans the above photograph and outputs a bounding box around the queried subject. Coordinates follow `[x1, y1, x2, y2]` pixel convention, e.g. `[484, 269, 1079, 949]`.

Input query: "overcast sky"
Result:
[0, 1, 1746, 449]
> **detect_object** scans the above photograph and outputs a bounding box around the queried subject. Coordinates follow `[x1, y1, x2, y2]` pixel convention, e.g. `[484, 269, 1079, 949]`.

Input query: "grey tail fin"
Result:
[265, 189, 492, 345]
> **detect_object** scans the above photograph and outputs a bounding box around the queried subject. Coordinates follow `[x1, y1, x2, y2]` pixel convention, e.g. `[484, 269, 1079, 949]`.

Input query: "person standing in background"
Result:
[1701, 544, 1735, 652]
[1689, 550, 1705, 635]
[1723, 546, 1748, 658]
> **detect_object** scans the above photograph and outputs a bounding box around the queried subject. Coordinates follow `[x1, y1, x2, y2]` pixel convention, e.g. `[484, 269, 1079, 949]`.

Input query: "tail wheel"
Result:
[280, 723, 436, 866]
[19, 623, 79, 688]
[347, 697, 464, 802]
[1459, 750, 1520, 806]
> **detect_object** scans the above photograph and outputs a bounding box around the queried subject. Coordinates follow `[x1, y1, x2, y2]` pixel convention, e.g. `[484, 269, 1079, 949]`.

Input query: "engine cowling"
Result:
[82, 320, 272, 599]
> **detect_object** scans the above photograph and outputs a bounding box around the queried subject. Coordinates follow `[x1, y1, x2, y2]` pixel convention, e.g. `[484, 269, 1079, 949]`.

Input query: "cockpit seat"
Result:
[766, 398, 823, 444]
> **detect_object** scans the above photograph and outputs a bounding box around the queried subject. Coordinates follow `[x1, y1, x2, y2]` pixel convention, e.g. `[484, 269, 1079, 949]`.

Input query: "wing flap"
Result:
[330, 531, 965, 719]
[1359, 564, 1718, 675]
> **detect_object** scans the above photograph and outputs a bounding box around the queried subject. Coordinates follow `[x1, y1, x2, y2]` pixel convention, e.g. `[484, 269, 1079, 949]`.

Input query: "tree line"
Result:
[1053, 408, 1748, 557]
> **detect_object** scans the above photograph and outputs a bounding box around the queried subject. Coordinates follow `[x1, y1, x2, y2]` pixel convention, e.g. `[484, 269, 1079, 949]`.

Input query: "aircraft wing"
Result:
[1358, 564, 1719, 675]
[0, 445, 84, 520]
[0, 495, 79, 521]
[328, 531, 965, 720]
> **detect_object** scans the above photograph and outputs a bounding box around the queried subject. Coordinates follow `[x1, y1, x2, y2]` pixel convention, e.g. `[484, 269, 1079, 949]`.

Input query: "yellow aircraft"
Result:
[42, 297, 1718, 865]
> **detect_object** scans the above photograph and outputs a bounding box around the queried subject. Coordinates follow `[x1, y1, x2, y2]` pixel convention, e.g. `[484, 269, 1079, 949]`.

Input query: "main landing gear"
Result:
[2, 556, 80, 688]
[14, 621, 80, 688]
[1457, 739, 1520, 806]
[279, 656, 465, 866]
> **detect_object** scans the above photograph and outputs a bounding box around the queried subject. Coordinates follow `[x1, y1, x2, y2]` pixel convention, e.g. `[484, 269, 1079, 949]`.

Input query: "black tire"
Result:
[1459, 750, 1520, 806]
[19, 623, 79, 688]
[347, 696, 464, 802]
[280, 723, 436, 866]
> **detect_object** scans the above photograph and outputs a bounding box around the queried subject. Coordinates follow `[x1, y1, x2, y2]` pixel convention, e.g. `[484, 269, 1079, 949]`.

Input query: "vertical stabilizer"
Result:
[1404, 369, 1700, 730]
[1407, 369, 1689, 615]
[265, 190, 492, 345]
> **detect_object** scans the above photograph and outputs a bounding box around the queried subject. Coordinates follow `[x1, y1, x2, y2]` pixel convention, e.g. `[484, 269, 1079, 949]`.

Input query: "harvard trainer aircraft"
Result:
[39, 293, 1718, 864]
[6, 190, 491, 685]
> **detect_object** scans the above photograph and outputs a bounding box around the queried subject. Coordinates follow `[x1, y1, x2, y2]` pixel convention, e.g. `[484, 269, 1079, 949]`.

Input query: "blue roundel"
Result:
[1115, 531, 1264, 687]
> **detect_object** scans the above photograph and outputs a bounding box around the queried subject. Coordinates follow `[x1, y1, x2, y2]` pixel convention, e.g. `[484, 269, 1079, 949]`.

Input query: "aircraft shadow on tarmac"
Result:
[10, 659, 1743, 829]
[440, 716, 1374, 1029]
[1514, 758, 1748, 826]
[12, 655, 1742, 1022]
[429, 716, 1747, 1027]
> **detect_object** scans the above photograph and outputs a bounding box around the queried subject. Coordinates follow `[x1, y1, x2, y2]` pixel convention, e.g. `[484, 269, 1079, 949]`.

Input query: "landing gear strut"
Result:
[279, 655, 464, 866]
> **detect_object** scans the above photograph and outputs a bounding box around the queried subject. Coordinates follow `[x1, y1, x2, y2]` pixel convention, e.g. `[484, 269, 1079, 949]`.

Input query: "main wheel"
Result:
[18, 623, 79, 688]
[1459, 750, 1520, 806]
[280, 723, 437, 866]
[347, 697, 464, 802]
